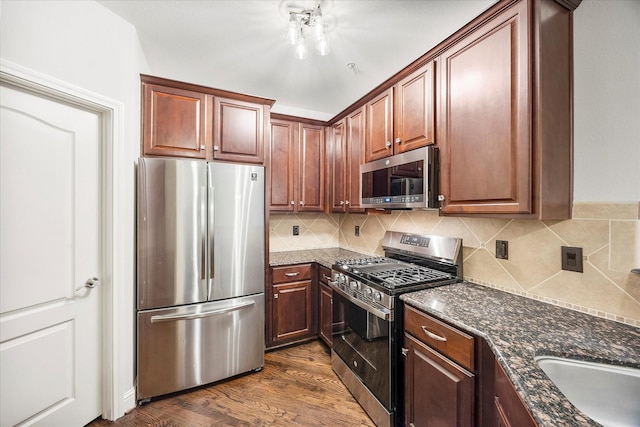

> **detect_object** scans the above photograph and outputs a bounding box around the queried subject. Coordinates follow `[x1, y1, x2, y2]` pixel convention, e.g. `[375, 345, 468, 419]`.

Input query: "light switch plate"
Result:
[561, 246, 583, 272]
[496, 240, 508, 260]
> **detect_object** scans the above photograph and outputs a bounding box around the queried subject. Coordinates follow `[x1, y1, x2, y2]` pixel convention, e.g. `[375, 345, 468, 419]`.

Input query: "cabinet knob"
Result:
[395, 137, 401, 144]
[345, 200, 350, 205]
[299, 201, 304, 206]
[273, 294, 278, 299]
[339, 201, 344, 205]
[199, 145, 205, 151]
[385, 141, 392, 148]
[290, 201, 295, 205]
[213, 145, 220, 151]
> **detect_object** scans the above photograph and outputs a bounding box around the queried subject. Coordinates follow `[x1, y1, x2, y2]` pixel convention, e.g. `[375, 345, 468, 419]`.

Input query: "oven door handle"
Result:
[329, 281, 391, 321]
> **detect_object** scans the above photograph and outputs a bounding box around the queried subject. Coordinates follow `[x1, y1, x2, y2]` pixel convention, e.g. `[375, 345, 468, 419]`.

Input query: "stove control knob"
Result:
[364, 288, 373, 298]
[373, 291, 382, 302]
[350, 280, 359, 291]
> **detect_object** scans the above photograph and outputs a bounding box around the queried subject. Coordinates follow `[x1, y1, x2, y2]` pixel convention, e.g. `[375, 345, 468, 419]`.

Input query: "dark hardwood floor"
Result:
[88, 340, 374, 426]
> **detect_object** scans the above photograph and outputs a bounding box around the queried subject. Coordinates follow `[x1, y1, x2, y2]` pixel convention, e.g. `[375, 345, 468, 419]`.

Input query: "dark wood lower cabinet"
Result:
[318, 265, 333, 347]
[268, 264, 316, 348]
[273, 280, 312, 342]
[494, 360, 537, 427]
[404, 333, 474, 427]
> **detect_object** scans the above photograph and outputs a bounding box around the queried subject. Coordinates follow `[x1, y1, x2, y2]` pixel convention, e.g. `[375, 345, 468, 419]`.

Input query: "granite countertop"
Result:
[269, 248, 368, 269]
[401, 282, 640, 426]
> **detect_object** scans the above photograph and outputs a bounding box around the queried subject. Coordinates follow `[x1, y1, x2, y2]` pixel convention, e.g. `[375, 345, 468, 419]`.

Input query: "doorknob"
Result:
[85, 277, 100, 288]
[76, 276, 100, 292]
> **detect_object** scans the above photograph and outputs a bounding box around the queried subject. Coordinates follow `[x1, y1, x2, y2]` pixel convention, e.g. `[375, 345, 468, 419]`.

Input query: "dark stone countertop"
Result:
[401, 282, 640, 426]
[269, 248, 368, 269]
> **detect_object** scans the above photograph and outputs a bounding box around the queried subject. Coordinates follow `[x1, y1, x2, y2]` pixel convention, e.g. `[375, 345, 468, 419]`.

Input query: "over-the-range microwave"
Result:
[360, 146, 439, 210]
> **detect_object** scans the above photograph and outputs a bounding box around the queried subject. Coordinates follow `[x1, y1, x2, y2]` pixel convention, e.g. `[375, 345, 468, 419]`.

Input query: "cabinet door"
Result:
[319, 283, 333, 347]
[404, 333, 474, 427]
[269, 119, 296, 212]
[298, 123, 325, 212]
[494, 360, 536, 427]
[365, 88, 393, 162]
[395, 62, 435, 154]
[142, 83, 208, 159]
[213, 97, 264, 163]
[438, 1, 530, 215]
[346, 107, 365, 212]
[273, 280, 312, 342]
[330, 119, 346, 212]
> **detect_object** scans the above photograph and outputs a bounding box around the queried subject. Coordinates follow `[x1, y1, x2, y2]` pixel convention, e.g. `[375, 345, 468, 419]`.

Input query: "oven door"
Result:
[331, 285, 392, 410]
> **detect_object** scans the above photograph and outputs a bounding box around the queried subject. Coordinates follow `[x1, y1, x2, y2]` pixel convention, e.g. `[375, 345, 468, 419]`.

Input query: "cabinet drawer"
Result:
[318, 265, 331, 285]
[272, 264, 312, 284]
[404, 304, 474, 371]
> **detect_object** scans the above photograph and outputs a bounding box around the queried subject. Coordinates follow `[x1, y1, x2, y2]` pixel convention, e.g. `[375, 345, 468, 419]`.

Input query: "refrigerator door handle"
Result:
[150, 301, 256, 323]
[200, 182, 207, 281]
[208, 179, 215, 280]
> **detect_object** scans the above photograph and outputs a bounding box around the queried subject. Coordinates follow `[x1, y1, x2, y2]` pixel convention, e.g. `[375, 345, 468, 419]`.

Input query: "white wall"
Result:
[0, 0, 149, 417]
[573, 0, 640, 202]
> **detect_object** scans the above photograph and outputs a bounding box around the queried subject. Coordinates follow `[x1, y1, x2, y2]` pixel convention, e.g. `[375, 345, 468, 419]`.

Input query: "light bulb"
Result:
[313, 15, 324, 41]
[316, 36, 329, 56]
[295, 36, 307, 59]
[286, 14, 298, 44]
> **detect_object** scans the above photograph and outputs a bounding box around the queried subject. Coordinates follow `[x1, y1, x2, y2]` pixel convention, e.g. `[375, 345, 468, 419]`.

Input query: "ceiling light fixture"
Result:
[286, 4, 329, 59]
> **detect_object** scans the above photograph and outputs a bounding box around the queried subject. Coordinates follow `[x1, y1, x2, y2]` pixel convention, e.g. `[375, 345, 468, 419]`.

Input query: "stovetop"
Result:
[334, 256, 455, 290]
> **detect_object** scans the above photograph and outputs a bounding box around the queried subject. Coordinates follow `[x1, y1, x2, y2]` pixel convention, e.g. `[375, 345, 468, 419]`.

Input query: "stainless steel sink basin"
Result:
[535, 356, 640, 427]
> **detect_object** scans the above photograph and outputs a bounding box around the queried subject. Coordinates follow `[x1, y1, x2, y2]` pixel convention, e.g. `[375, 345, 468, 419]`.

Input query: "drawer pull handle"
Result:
[322, 274, 331, 280]
[421, 326, 447, 342]
[284, 272, 300, 277]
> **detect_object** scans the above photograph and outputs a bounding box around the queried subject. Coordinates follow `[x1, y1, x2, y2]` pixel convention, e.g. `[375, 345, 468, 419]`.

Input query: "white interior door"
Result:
[0, 82, 102, 426]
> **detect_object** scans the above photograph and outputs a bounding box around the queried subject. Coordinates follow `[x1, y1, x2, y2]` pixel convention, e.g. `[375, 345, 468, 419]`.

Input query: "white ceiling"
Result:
[98, 0, 496, 121]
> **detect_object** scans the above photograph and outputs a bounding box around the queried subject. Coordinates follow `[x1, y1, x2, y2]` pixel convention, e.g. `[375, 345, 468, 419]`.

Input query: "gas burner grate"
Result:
[368, 266, 453, 288]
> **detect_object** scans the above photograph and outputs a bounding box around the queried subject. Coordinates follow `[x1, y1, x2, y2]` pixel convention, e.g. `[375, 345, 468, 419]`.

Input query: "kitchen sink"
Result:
[534, 356, 640, 427]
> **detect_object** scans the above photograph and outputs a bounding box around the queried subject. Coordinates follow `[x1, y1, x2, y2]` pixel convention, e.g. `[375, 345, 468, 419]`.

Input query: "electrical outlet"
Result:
[496, 240, 509, 260]
[561, 246, 583, 272]
[293, 225, 299, 236]
[355, 225, 360, 236]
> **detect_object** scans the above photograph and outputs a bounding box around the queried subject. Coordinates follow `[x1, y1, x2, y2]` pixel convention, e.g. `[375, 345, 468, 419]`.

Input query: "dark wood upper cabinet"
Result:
[365, 88, 394, 162]
[212, 97, 265, 164]
[142, 83, 208, 159]
[330, 107, 365, 213]
[394, 61, 436, 154]
[269, 117, 325, 213]
[141, 75, 273, 164]
[269, 119, 296, 212]
[299, 123, 325, 212]
[365, 62, 435, 163]
[437, 0, 575, 218]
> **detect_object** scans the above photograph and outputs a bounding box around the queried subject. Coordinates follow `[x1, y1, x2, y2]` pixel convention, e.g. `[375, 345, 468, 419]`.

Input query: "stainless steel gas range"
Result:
[329, 231, 463, 427]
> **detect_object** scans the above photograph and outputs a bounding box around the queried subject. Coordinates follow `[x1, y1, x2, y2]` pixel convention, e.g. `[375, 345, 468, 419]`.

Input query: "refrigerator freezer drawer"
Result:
[137, 294, 265, 401]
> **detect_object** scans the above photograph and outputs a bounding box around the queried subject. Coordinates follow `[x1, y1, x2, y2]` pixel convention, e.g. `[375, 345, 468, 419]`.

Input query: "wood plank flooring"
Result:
[88, 340, 375, 426]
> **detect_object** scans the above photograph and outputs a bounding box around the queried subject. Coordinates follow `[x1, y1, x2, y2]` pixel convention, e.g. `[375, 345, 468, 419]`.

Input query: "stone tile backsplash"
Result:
[269, 202, 640, 326]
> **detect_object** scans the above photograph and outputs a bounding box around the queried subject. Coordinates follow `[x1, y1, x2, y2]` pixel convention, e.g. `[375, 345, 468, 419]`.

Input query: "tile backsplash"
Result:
[270, 202, 640, 326]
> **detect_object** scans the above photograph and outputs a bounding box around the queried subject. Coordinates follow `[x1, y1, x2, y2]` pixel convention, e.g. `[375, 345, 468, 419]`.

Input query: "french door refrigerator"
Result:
[136, 157, 265, 401]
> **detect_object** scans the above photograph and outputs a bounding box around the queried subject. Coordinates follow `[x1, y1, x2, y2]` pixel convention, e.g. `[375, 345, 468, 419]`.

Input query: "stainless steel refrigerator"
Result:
[136, 157, 265, 402]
